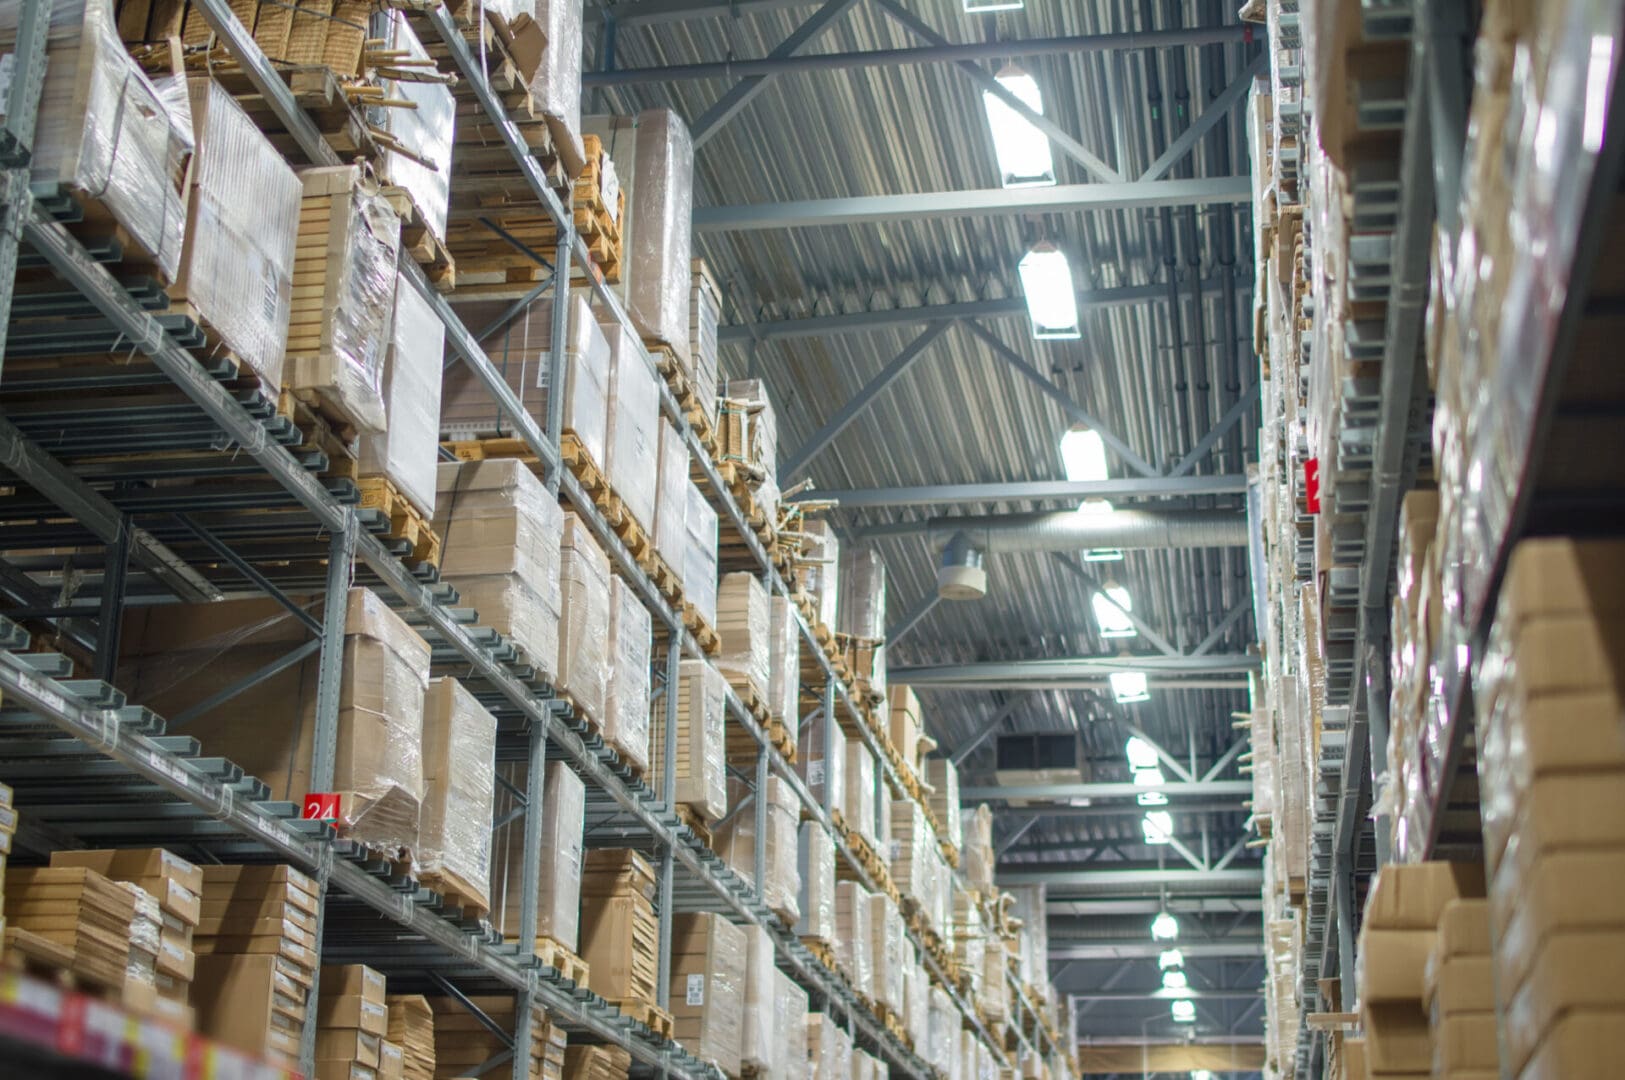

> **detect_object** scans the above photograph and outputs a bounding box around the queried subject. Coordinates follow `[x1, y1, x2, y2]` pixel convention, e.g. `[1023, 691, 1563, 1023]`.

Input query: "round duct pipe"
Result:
[927, 509, 1247, 555]
[937, 531, 988, 600]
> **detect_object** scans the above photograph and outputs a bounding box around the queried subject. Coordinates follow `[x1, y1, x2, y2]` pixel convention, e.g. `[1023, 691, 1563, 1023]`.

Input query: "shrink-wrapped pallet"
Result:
[844, 741, 878, 848]
[834, 882, 871, 997]
[433, 459, 563, 680]
[625, 109, 693, 366]
[606, 576, 652, 774]
[171, 78, 299, 389]
[519, 0, 585, 175]
[360, 272, 445, 520]
[717, 775, 800, 924]
[928, 988, 957, 1075]
[286, 165, 400, 435]
[796, 821, 836, 944]
[721, 377, 780, 523]
[904, 960, 929, 1059]
[559, 514, 612, 726]
[684, 480, 719, 626]
[1008, 884, 1048, 987]
[670, 913, 745, 1077]
[868, 891, 906, 1017]
[775, 968, 809, 1080]
[439, 293, 610, 471]
[649, 659, 727, 822]
[837, 548, 886, 641]
[653, 419, 689, 572]
[418, 678, 497, 914]
[965, 803, 996, 893]
[2, 0, 187, 281]
[742, 925, 777, 1074]
[807, 1013, 852, 1079]
[119, 589, 428, 856]
[889, 798, 932, 906]
[768, 593, 801, 736]
[579, 849, 660, 1007]
[716, 572, 771, 701]
[371, 12, 453, 240]
[492, 759, 583, 952]
[601, 319, 660, 530]
[689, 262, 722, 431]
[927, 756, 962, 850]
[796, 719, 844, 818]
[801, 520, 840, 630]
[887, 684, 926, 775]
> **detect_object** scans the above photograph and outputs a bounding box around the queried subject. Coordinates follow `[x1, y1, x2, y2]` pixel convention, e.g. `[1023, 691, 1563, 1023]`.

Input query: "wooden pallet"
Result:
[1, 927, 127, 1003]
[358, 475, 442, 567]
[938, 838, 962, 870]
[681, 602, 721, 656]
[636, 550, 684, 605]
[418, 869, 490, 921]
[277, 387, 359, 480]
[674, 804, 714, 849]
[380, 185, 455, 293]
[608, 997, 674, 1041]
[533, 936, 589, 985]
[648, 343, 717, 454]
[173, 63, 382, 163]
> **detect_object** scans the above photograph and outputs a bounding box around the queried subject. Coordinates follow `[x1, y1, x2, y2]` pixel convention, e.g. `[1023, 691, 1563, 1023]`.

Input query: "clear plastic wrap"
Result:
[684, 480, 719, 627]
[742, 925, 776, 1073]
[887, 798, 927, 900]
[926, 756, 962, 851]
[5, 0, 187, 281]
[867, 891, 905, 1016]
[650, 659, 728, 822]
[434, 459, 564, 680]
[1007, 885, 1047, 987]
[286, 165, 400, 435]
[626, 109, 693, 365]
[173, 78, 299, 388]
[689, 263, 722, 430]
[800, 520, 840, 630]
[601, 319, 661, 530]
[964, 803, 996, 893]
[796, 821, 836, 944]
[837, 548, 886, 640]
[372, 12, 453, 240]
[360, 272, 445, 520]
[527, 0, 584, 172]
[904, 961, 928, 1061]
[606, 576, 652, 775]
[716, 572, 771, 700]
[844, 741, 878, 849]
[492, 758, 583, 951]
[670, 913, 745, 1077]
[807, 1013, 852, 1080]
[418, 677, 498, 914]
[775, 968, 809, 1080]
[715, 775, 799, 922]
[768, 594, 801, 735]
[796, 718, 845, 819]
[120, 881, 161, 990]
[834, 882, 871, 997]
[654, 419, 689, 571]
[559, 513, 613, 725]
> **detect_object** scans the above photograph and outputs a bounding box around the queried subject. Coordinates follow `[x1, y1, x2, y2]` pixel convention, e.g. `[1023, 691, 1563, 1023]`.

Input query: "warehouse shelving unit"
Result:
[0, 0, 1010, 1075]
[1288, 2, 1625, 1077]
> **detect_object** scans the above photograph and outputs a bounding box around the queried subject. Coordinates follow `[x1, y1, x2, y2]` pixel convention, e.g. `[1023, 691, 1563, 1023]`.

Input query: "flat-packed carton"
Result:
[417, 678, 498, 914]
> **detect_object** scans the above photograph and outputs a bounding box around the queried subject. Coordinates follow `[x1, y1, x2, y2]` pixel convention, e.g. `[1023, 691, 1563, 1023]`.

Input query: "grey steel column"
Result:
[0, 0, 52, 366]
[657, 634, 681, 1009]
[512, 719, 549, 1080]
[544, 232, 574, 495]
[92, 516, 131, 684]
[754, 745, 769, 902]
[821, 681, 836, 814]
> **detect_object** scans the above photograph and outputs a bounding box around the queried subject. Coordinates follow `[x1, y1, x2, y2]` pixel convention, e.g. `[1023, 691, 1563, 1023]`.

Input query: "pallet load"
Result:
[903, 960, 927, 1054]
[1475, 539, 1625, 1077]
[867, 891, 906, 1021]
[417, 678, 498, 915]
[169, 77, 301, 388]
[432, 458, 565, 681]
[716, 571, 770, 706]
[3, 866, 138, 994]
[287, 164, 402, 436]
[387, 994, 435, 1080]
[795, 716, 844, 819]
[741, 925, 777, 1076]
[440, 294, 610, 476]
[623, 109, 693, 370]
[562, 1043, 633, 1078]
[888, 799, 931, 916]
[518, 0, 585, 175]
[559, 512, 613, 727]
[716, 774, 800, 927]
[493, 759, 584, 959]
[653, 419, 689, 582]
[885, 686, 926, 779]
[799, 520, 839, 632]
[807, 1012, 853, 1078]
[837, 548, 886, 643]
[1, 0, 187, 281]
[1007, 885, 1047, 989]
[371, 12, 455, 256]
[952, 889, 983, 1001]
[720, 378, 780, 525]
[768, 594, 800, 745]
[601, 318, 661, 534]
[684, 479, 720, 631]
[688, 262, 722, 434]
[1425, 900, 1494, 1079]
[49, 848, 201, 1015]
[649, 659, 727, 826]
[926, 986, 956, 1077]
[579, 849, 662, 1027]
[315, 964, 390, 1079]
[964, 804, 996, 894]
[843, 739, 879, 850]
[190, 865, 322, 1068]
[775, 966, 811, 1080]
[1355, 863, 1486, 1078]
[926, 756, 962, 852]
[834, 881, 872, 999]
[796, 821, 836, 948]
[359, 273, 447, 530]
[606, 576, 653, 774]
[669, 912, 745, 1078]
[119, 589, 430, 857]
[431, 995, 567, 1080]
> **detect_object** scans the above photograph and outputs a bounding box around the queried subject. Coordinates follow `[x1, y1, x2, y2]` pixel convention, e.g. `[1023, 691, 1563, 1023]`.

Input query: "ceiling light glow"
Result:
[1125, 736, 1160, 770]
[1059, 426, 1108, 483]
[1151, 910, 1180, 942]
[1018, 243, 1081, 339]
[1142, 810, 1174, 845]
[982, 65, 1054, 188]
[1158, 948, 1184, 970]
[1091, 585, 1137, 638]
[1111, 670, 1150, 704]
[1162, 969, 1189, 991]
[1171, 999, 1197, 1023]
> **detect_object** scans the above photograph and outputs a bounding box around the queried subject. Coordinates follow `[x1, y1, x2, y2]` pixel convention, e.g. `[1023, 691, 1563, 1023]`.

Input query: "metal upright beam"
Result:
[1139, 53, 1269, 181]
[689, 0, 865, 146]
[800, 474, 1249, 508]
[693, 177, 1252, 231]
[585, 24, 1250, 83]
[960, 320, 1162, 479]
[0, 0, 51, 165]
[513, 717, 550, 1080]
[92, 516, 131, 685]
[778, 320, 953, 481]
[309, 520, 356, 795]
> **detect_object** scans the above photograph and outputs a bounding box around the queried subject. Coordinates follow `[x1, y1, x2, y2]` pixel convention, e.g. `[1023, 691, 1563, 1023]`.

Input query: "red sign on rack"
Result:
[1304, 458, 1321, 514]
[303, 793, 341, 821]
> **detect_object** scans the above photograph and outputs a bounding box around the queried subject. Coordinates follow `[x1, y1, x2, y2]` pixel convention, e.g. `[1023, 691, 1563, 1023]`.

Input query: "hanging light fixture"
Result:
[1158, 948, 1184, 970]
[1110, 670, 1150, 704]
[1151, 910, 1180, 942]
[982, 65, 1054, 187]
[1059, 426, 1108, 483]
[1091, 585, 1138, 638]
[1171, 999, 1197, 1023]
[1142, 809, 1174, 844]
[1161, 969, 1190, 992]
[1018, 242, 1081, 339]
[964, 0, 1023, 14]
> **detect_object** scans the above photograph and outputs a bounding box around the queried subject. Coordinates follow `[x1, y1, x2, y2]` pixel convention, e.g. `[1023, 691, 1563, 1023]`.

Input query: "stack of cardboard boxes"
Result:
[562, 1043, 633, 1077]
[387, 994, 435, 1080]
[796, 821, 836, 948]
[432, 995, 566, 1079]
[834, 881, 871, 1000]
[1425, 900, 1495, 1079]
[493, 759, 584, 963]
[649, 660, 727, 826]
[716, 775, 800, 926]
[807, 1012, 853, 1076]
[716, 572, 770, 708]
[315, 964, 392, 1078]
[669, 912, 744, 1077]
[579, 849, 660, 1015]
[4, 866, 139, 994]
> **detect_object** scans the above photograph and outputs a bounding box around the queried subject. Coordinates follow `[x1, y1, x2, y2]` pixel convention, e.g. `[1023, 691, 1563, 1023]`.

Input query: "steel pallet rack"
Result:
[0, 0, 1009, 1075]
[1287, 2, 1625, 1077]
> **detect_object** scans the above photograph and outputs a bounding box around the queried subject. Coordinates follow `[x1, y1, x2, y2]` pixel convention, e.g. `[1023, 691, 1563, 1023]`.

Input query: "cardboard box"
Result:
[669, 912, 745, 1077]
[417, 677, 498, 916]
[1359, 929, 1436, 1003]
[314, 1062, 376, 1080]
[1436, 899, 1492, 957]
[48, 848, 203, 897]
[1431, 1012, 1498, 1073]
[1490, 845, 1625, 944]
[1427, 954, 1495, 1016]
[1520, 1010, 1620, 1080]
[1497, 538, 1625, 627]
[1363, 863, 1485, 930]
[1360, 1003, 1430, 1073]
[1503, 933, 1625, 1073]
[1487, 778, 1625, 882]
[316, 1027, 382, 1069]
[493, 758, 583, 951]
[320, 962, 387, 1005]
[191, 954, 310, 1059]
[378, 1040, 404, 1080]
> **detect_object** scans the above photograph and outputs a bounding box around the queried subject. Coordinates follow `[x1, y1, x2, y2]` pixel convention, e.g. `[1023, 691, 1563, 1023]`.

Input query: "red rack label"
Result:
[1304, 458, 1321, 514]
[302, 793, 341, 820]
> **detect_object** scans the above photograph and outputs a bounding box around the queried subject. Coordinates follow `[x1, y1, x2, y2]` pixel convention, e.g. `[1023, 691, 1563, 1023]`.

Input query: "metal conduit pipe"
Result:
[923, 509, 1248, 555]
